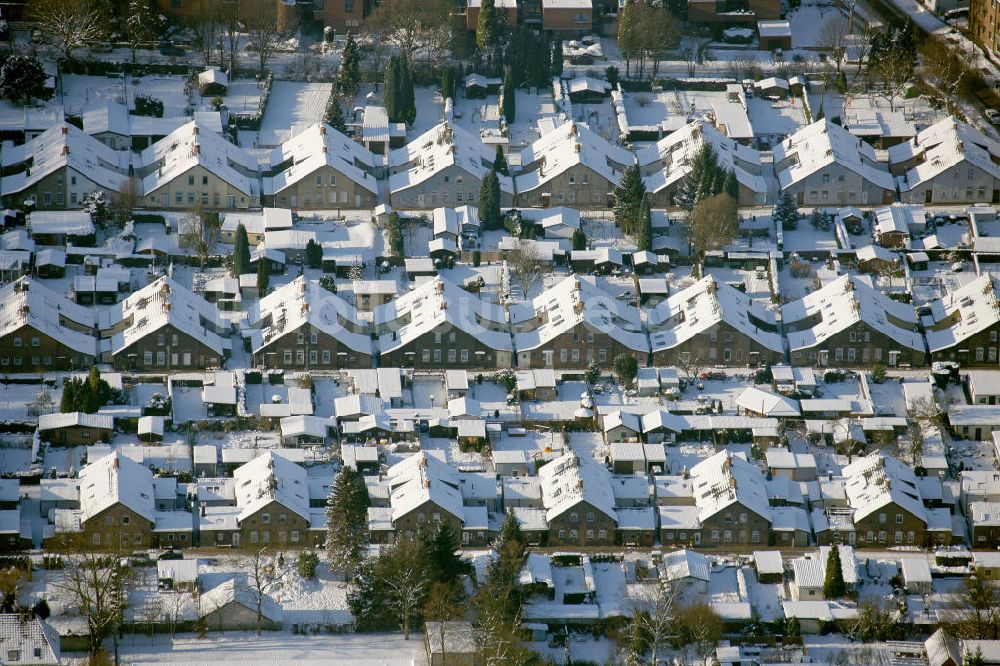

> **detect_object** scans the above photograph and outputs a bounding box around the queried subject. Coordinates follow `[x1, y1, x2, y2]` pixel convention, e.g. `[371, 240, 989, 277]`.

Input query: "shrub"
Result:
[297, 552, 320, 579]
[871, 364, 887, 384]
[133, 94, 164, 118]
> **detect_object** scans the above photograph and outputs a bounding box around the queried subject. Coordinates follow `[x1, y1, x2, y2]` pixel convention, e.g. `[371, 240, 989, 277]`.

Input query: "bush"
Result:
[133, 94, 164, 118]
[871, 364, 887, 384]
[297, 552, 320, 579]
[245, 370, 262, 385]
[472, 250, 481, 267]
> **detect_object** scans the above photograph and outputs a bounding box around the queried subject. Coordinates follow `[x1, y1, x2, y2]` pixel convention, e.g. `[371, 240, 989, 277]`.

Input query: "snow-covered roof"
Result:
[0, 615, 60, 665]
[389, 121, 513, 194]
[38, 412, 113, 432]
[538, 452, 616, 523]
[736, 386, 800, 417]
[842, 451, 926, 525]
[511, 275, 649, 355]
[375, 276, 512, 354]
[249, 276, 372, 357]
[515, 121, 634, 194]
[0, 122, 129, 196]
[200, 579, 283, 623]
[646, 275, 783, 354]
[757, 19, 791, 37]
[386, 451, 465, 524]
[925, 274, 1000, 353]
[636, 120, 767, 196]
[233, 451, 310, 524]
[0, 277, 95, 356]
[138, 120, 259, 197]
[661, 548, 710, 582]
[198, 68, 228, 87]
[103, 276, 229, 357]
[781, 274, 923, 353]
[773, 119, 894, 192]
[82, 101, 188, 139]
[263, 123, 378, 195]
[79, 451, 155, 524]
[29, 210, 94, 237]
[689, 450, 771, 524]
[889, 116, 1000, 192]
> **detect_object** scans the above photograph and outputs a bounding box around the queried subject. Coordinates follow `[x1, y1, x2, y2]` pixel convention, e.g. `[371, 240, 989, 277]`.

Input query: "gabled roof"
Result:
[38, 412, 113, 431]
[79, 452, 155, 524]
[636, 120, 767, 196]
[515, 121, 634, 193]
[200, 579, 283, 623]
[841, 451, 926, 524]
[511, 275, 648, 354]
[736, 386, 800, 417]
[82, 101, 189, 139]
[925, 274, 1000, 352]
[233, 451, 310, 523]
[388, 121, 513, 193]
[661, 548, 710, 582]
[0, 277, 95, 356]
[263, 123, 378, 195]
[249, 276, 372, 356]
[689, 450, 771, 524]
[0, 122, 130, 196]
[103, 276, 228, 357]
[538, 452, 617, 523]
[138, 120, 259, 197]
[386, 451, 465, 524]
[889, 116, 1000, 192]
[646, 276, 782, 354]
[773, 119, 894, 191]
[375, 277, 512, 354]
[781, 275, 923, 353]
[0, 614, 60, 665]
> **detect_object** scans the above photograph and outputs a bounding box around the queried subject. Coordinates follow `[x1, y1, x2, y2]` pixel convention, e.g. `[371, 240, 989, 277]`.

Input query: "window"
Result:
[879, 513, 887, 524]
[92, 532, 101, 545]
[570, 512, 578, 523]
[309, 350, 318, 364]
[569, 529, 578, 540]
[316, 175, 323, 186]
[559, 530, 566, 540]
[460, 349, 468, 363]
[122, 515, 130, 525]
[12, 337, 20, 347]
[188, 175, 195, 186]
[262, 513, 271, 524]
[144, 351, 153, 366]
[284, 350, 293, 364]
[422, 349, 431, 363]
[895, 514, 904, 524]
[8, 649, 20, 661]
[586, 512, 595, 522]
[322, 350, 331, 364]
[598, 528, 606, 540]
[711, 530, 720, 542]
[894, 530, 903, 543]
[586, 529, 594, 540]
[448, 349, 456, 363]
[291, 530, 299, 543]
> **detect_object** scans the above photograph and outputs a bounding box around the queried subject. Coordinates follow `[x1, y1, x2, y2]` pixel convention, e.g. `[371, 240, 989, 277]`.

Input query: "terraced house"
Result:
[137, 120, 260, 210]
[263, 123, 379, 210]
[248, 277, 373, 369]
[782, 275, 925, 367]
[0, 278, 95, 372]
[925, 274, 1000, 365]
[510, 275, 649, 368]
[646, 276, 784, 367]
[100, 277, 231, 371]
[689, 451, 773, 547]
[375, 277, 512, 368]
[539, 453, 618, 547]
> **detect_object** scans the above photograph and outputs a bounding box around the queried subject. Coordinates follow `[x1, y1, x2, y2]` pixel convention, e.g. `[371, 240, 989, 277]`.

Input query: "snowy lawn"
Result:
[260, 81, 332, 139]
[114, 631, 427, 665]
[60, 74, 189, 117]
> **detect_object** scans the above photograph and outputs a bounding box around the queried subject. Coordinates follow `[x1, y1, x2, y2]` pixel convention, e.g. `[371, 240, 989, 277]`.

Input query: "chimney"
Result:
[320, 126, 326, 136]
[424, 479, 431, 488]
[322, 146, 327, 154]
[61, 125, 68, 135]
[200, 503, 206, 517]
[62, 145, 69, 156]
[193, 125, 199, 136]
[113, 456, 120, 469]
[300, 280, 307, 293]
[193, 144, 200, 156]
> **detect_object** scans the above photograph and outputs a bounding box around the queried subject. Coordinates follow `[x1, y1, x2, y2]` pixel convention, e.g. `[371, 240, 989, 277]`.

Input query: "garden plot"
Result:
[223, 80, 267, 116]
[60, 74, 189, 117]
[255, 81, 332, 146]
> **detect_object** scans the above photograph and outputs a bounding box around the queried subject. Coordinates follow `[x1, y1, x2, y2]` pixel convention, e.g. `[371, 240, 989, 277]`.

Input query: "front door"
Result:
[925, 189, 933, 204]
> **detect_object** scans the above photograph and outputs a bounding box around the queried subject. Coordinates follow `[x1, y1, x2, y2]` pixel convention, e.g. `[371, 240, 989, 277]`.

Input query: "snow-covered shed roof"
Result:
[646, 275, 783, 354]
[662, 548, 710, 582]
[200, 579, 283, 623]
[79, 451, 155, 524]
[781, 275, 923, 353]
[511, 275, 649, 355]
[38, 412, 113, 432]
[735, 386, 800, 417]
[773, 119, 894, 192]
[538, 452, 617, 523]
[233, 451, 310, 523]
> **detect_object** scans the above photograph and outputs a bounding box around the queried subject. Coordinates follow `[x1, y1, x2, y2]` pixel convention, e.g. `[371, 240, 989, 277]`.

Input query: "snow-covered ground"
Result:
[59, 74, 189, 117]
[116, 631, 427, 666]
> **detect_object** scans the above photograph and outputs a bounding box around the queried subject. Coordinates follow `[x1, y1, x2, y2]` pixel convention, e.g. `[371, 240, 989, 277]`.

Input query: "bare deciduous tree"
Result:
[510, 240, 543, 300]
[218, 5, 241, 73]
[245, 3, 283, 74]
[920, 36, 967, 111]
[367, 0, 450, 65]
[191, 0, 222, 66]
[629, 581, 678, 666]
[180, 203, 220, 268]
[819, 15, 851, 72]
[238, 547, 281, 636]
[52, 550, 131, 656]
[28, 0, 108, 61]
[122, 0, 156, 64]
